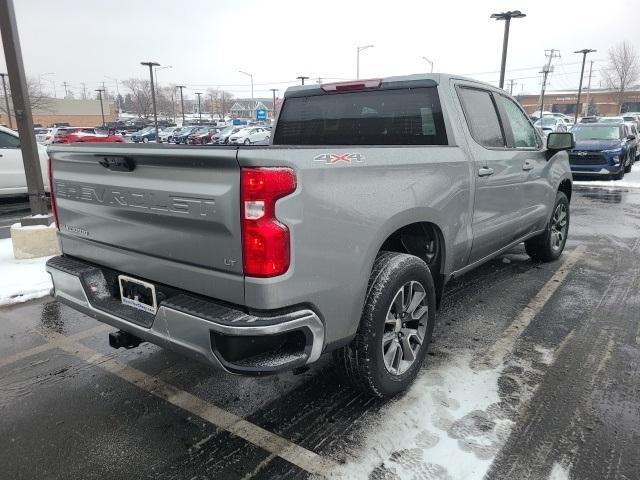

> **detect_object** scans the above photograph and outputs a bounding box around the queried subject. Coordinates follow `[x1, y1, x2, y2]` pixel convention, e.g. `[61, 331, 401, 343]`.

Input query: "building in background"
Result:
[31, 98, 116, 127]
[517, 88, 640, 117]
[228, 98, 274, 119]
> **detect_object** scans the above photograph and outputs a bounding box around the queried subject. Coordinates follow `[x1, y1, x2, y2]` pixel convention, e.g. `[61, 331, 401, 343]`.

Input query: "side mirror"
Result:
[547, 132, 574, 151]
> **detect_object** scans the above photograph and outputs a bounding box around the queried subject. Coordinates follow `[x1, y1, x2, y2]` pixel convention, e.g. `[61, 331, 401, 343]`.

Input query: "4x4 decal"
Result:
[313, 153, 365, 164]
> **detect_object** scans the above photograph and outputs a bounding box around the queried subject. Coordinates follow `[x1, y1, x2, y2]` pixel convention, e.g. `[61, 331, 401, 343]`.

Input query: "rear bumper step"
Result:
[46, 256, 325, 375]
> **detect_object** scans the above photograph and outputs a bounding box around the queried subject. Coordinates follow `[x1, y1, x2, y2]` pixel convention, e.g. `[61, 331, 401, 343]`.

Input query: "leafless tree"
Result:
[602, 41, 640, 114]
[0, 76, 54, 120]
[122, 78, 153, 117]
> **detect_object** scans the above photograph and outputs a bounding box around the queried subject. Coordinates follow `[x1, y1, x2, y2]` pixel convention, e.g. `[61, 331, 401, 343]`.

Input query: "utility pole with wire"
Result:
[538, 49, 560, 119]
[574, 48, 597, 123]
[0, 72, 13, 128]
[221, 90, 225, 119]
[81, 82, 87, 99]
[209, 92, 215, 121]
[583, 60, 595, 117]
[62, 81, 69, 98]
[508, 79, 517, 95]
[176, 85, 186, 125]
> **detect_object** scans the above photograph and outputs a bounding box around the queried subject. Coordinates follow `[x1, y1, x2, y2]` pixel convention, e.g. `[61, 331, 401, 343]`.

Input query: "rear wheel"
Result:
[334, 252, 436, 398]
[525, 191, 569, 262]
[142, 137, 149, 143]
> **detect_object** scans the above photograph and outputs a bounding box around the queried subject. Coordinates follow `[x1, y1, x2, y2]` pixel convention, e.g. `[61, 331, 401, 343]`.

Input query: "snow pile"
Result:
[331, 355, 512, 480]
[574, 166, 640, 189]
[0, 238, 52, 306]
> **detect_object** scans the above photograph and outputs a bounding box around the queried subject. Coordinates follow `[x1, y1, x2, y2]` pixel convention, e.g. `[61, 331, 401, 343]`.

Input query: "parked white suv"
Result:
[0, 125, 49, 197]
[228, 126, 270, 145]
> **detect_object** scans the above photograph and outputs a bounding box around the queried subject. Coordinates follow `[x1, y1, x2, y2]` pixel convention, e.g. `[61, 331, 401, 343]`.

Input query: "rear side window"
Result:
[273, 87, 447, 145]
[458, 87, 505, 148]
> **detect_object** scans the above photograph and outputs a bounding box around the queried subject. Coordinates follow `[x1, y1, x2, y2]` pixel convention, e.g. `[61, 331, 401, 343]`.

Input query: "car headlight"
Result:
[602, 148, 623, 155]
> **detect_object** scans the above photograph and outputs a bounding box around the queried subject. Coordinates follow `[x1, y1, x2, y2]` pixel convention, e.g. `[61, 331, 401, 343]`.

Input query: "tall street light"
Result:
[176, 85, 186, 125]
[239, 70, 254, 119]
[95, 88, 105, 127]
[491, 10, 526, 89]
[574, 49, 597, 123]
[195, 92, 202, 123]
[296, 76, 309, 85]
[0, 72, 12, 128]
[421, 57, 434, 73]
[356, 45, 374, 80]
[141, 61, 160, 142]
[269, 88, 278, 121]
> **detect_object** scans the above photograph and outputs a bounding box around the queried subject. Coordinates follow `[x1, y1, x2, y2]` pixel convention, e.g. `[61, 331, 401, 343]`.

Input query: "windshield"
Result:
[538, 117, 557, 127]
[571, 125, 620, 141]
[599, 117, 623, 123]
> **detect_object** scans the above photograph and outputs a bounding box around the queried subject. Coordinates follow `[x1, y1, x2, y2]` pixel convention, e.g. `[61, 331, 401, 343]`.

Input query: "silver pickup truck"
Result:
[46, 74, 574, 397]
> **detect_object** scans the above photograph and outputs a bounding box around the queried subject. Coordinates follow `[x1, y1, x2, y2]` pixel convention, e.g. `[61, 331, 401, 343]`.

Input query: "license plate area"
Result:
[118, 275, 158, 314]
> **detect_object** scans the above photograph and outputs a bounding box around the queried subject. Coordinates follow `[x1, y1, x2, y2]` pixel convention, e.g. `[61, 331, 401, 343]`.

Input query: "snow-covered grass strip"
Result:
[0, 238, 52, 307]
[574, 167, 640, 189]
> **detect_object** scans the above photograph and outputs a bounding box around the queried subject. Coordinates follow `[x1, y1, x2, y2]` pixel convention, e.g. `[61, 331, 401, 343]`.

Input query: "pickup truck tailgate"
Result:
[49, 145, 244, 304]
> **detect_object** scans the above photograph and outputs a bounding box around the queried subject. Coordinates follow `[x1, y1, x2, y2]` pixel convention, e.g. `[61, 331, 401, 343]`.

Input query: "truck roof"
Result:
[283, 73, 487, 98]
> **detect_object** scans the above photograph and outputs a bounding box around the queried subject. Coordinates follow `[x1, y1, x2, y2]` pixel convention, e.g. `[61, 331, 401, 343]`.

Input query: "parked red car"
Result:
[186, 127, 222, 145]
[52, 131, 125, 144]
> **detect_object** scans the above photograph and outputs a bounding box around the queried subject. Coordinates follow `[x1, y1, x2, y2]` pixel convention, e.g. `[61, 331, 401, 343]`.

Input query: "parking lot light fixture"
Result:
[141, 61, 160, 142]
[356, 45, 374, 80]
[574, 49, 597, 123]
[296, 76, 309, 85]
[176, 85, 186, 125]
[0, 73, 12, 128]
[490, 10, 526, 89]
[421, 57, 434, 73]
[95, 88, 105, 127]
[239, 70, 254, 118]
[270, 88, 278, 121]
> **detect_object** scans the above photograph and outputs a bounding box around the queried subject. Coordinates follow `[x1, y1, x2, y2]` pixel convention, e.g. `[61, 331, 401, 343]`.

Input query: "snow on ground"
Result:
[330, 355, 512, 480]
[0, 238, 52, 307]
[574, 165, 640, 189]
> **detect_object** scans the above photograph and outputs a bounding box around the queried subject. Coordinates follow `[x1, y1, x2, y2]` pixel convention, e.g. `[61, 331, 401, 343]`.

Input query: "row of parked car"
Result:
[131, 125, 272, 145]
[568, 113, 640, 180]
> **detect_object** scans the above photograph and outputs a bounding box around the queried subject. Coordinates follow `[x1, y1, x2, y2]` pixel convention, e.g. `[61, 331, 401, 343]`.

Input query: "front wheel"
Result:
[624, 154, 632, 173]
[142, 137, 149, 143]
[525, 191, 569, 262]
[334, 252, 436, 398]
[244, 138, 251, 145]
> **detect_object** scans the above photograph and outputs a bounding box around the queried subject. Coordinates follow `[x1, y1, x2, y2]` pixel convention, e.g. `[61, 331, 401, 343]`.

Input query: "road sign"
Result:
[256, 109, 267, 121]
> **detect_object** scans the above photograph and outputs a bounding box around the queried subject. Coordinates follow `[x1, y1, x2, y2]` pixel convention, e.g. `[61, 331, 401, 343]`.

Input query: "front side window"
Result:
[457, 87, 505, 148]
[498, 95, 540, 148]
[0, 131, 20, 148]
[273, 87, 447, 145]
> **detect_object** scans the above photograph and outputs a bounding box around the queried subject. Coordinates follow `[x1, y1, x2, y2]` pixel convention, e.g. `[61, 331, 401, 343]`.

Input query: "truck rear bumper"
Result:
[46, 256, 325, 375]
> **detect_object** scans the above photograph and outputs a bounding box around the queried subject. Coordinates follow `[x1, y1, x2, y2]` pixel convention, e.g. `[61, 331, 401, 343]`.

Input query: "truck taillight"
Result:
[47, 158, 59, 230]
[241, 167, 296, 277]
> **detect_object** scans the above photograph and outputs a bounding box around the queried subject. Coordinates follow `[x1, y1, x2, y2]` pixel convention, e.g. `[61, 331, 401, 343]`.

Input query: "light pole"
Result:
[296, 76, 309, 85]
[356, 45, 374, 80]
[195, 92, 202, 123]
[490, 10, 526, 89]
[574, 49, 597, 122]
[421, 57, 434, 73]
[141, 61, 160, 142]
[176, 85, 186, 125]
[0, 72, 12, 128]
[95, 88, 105, 127]
[269, 88, 278, 121]
[239, 70, 254, 118]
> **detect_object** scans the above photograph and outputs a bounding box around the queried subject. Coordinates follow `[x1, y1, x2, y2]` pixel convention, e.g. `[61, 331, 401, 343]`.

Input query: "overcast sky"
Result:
[1, 0, 639, 100]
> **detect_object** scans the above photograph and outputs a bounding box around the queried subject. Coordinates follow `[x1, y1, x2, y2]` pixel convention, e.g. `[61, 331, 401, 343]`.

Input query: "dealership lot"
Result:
[1, 183, 638, 479]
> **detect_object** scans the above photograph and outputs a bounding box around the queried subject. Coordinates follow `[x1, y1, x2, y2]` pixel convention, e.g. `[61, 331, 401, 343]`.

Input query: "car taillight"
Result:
[47, 158, 59, 229]
[241, 167, 296, 277]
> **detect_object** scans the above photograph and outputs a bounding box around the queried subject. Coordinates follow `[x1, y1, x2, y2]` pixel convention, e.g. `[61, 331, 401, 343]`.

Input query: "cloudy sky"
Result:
[1, 0, 639, 100]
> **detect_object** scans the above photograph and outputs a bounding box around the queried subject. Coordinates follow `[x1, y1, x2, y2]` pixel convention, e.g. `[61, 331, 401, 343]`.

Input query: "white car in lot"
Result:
[158, 126, 181, 143]
[228, 126, 270, 145]
[0, 125, 49, 197]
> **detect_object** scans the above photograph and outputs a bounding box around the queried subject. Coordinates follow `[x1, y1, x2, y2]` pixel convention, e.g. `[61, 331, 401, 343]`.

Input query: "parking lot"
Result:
[1, 180, 639, 480]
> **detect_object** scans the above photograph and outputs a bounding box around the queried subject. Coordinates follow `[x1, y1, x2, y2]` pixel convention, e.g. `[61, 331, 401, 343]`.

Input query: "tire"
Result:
[142, 137, 149, 143]
[612, 167, 625, 180]
[244, 138, 251, 145]
[525, 191, 569, 262]
[333, 252, 437, 398]
[624, 155, 632, 173]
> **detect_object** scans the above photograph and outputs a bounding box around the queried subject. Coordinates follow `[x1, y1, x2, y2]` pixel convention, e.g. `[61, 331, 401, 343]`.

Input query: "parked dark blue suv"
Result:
[568, 123, 635, 180]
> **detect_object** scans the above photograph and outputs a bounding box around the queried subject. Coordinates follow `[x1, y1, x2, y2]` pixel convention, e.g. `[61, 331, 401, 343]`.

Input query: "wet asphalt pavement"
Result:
[1, 183, 639, 480]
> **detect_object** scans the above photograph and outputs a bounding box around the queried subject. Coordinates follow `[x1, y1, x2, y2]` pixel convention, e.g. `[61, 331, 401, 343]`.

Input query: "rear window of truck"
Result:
[273, 87, 447, 145]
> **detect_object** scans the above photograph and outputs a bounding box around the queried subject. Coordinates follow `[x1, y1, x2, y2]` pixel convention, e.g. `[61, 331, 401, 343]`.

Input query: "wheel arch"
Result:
[558, 177, 572, 202]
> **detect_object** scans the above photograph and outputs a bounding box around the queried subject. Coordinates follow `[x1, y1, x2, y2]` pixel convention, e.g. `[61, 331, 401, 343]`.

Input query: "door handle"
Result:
[522, 160, 534, 171]
[478, 167, 494, 177]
